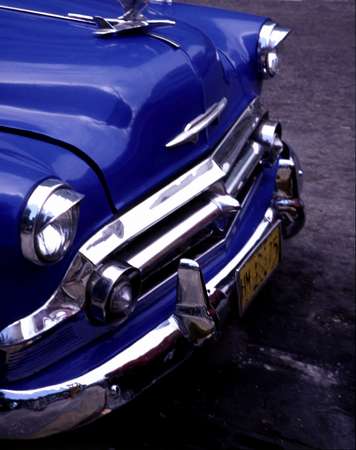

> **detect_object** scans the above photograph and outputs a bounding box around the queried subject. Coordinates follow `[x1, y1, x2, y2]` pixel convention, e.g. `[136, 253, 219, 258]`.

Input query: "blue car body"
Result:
[0, 0, 304, 439]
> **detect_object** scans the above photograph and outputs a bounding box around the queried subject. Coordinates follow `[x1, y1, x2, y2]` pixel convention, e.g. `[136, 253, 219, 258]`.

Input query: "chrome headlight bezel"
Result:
[21, 178, 84, 265]
[258, 21, 291, 78]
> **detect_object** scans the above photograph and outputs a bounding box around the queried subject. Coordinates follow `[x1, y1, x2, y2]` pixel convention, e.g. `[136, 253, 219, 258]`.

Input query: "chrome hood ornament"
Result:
[0, 2, 176, 39]
[120, 0, 149, 21]
[71, 0, 176, 37]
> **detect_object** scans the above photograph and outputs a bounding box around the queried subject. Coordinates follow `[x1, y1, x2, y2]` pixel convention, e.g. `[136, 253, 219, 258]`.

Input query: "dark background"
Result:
[12, 1, 355, 449]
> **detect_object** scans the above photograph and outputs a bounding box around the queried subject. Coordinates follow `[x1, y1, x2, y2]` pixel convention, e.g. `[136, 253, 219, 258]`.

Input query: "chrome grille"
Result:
[0, 98, 279, 353]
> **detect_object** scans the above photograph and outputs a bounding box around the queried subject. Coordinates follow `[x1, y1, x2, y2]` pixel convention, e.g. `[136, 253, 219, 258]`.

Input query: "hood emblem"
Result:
[70, 0, 176, 37]
[0, 2, 176, 42]
[119, 0, 150, 21]
[166, 98, 228, 148]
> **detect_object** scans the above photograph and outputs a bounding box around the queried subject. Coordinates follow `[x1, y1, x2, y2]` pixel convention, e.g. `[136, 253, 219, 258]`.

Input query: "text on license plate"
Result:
[236, 224, 281, 316]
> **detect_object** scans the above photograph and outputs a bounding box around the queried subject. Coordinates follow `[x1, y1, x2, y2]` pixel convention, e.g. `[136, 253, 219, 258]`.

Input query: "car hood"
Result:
[0, 0, 257, 211]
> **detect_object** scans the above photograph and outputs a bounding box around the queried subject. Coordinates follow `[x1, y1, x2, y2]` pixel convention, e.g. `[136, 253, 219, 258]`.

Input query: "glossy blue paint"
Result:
[170, 2, 267, 97]
[0, 0, 266, 213]
[0, 0, 272, 385]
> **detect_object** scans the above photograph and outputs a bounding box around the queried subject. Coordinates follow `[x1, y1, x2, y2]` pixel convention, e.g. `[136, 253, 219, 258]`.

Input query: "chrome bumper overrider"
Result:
[0, 206, 289, 440]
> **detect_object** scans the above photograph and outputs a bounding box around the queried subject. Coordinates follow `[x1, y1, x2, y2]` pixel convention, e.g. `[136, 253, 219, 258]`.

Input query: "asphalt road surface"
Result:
[11, 1, 355, 449]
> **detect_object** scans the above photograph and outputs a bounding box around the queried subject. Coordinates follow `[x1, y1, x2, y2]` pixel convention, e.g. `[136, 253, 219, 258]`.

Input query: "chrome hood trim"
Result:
[0, 3, 176, 38]
[166, 97, 228, 148]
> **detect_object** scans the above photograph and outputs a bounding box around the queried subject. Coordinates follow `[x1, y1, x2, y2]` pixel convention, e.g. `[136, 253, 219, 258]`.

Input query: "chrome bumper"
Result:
[0, 198, 304, 439]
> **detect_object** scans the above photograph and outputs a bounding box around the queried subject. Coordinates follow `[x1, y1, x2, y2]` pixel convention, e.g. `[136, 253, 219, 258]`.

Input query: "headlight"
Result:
[258, 21, 290, 78]
[21, 178, 84, 265]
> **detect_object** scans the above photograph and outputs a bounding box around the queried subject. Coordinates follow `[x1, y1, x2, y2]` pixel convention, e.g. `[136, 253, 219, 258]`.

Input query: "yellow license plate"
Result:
[236, 224, 282, 316]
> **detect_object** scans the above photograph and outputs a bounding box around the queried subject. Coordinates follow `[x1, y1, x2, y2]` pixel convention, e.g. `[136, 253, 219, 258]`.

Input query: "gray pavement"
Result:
[16, 1, 355, 449]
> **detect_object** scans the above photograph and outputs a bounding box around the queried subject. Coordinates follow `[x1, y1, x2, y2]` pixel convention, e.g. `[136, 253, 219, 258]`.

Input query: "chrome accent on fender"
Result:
[258, 21, 291, 78]
[259, 22, 290, 51]
[146, 31, 180, 48]
[225, 141, 265, 196]
[0, 207, 279, 440]
[212, 98, 264, 172]
[0, 99, 264, 350]
[166, 98, 228, 148]
[20, 178, 84, 266]
[0, 256, 93, 349]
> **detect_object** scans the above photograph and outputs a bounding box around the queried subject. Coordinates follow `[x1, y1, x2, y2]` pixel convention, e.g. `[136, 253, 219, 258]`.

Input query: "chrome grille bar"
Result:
[80, 159, 225, 266]
[125, 194, 240, 275]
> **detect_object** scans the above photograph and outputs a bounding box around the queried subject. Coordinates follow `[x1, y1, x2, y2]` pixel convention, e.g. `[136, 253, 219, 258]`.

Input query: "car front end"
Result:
[0, 0, 304, 439]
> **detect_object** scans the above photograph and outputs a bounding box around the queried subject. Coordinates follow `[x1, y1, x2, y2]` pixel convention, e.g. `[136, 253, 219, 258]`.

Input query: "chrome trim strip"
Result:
[146, 31, 180, 49]
[225, 141, 265, 196]
[126, 193, 240, 274]
[0, 207, 280, 439]
[206, 208, 276, 292]
[0, 255, 93, 348]
[166, 98, 228, 148]
[1, 315, 180, 402]
[0, 5, 94, 24]
[80, 159, 226, 266]
[0, 4, 176, 38]
[259, 22, 290, 50]
[212, 98, 264, 172]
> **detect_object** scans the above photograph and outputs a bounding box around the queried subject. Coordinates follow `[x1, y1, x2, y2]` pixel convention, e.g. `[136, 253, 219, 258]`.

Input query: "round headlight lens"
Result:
[21, 179, 84, 265]
[35, 198, 80, 263]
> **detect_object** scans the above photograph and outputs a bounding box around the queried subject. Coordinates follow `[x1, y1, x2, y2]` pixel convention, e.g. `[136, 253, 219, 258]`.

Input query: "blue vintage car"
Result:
[0, 0, 304, 439]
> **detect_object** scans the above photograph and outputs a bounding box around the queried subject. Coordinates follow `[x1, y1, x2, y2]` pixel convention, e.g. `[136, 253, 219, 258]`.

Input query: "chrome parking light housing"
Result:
[21, 178, 84, 265]
[88, 261, 141, 323]
[255, 120, 284, 162]
[258, 21, 290, 78]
